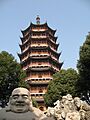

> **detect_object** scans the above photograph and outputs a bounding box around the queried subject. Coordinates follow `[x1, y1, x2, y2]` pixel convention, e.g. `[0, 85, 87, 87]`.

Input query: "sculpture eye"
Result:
[22, 94, 28, 99]
[12, 94, 19, 99]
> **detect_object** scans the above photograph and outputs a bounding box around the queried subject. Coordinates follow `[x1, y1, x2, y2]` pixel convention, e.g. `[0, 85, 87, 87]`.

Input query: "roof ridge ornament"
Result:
[36, 15, 40, 25]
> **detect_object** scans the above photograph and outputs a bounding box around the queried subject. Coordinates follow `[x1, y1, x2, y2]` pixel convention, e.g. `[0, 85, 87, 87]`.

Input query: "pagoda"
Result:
[18, 16, 63, 111]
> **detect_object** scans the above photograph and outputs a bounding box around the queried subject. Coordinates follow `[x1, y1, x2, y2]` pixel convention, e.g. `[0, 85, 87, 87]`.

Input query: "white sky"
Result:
[0, 0, 90, 70]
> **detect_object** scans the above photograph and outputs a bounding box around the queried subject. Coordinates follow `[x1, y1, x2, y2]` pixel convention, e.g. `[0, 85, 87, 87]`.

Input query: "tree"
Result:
[32, 98, 38, 108]
[44, 68, 79, 107]
[77, 32, 90, 97]
[0, 51, 28, 107]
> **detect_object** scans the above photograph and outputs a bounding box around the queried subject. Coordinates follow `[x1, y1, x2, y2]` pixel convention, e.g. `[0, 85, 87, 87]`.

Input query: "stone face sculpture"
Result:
[46, 94, 90, 120]
[9, 87, 32, 113]
[0, 87, 54, 120]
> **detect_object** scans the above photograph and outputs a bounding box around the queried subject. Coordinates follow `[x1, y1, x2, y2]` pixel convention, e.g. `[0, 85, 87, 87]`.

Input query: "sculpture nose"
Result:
[16, 96, 24, 102]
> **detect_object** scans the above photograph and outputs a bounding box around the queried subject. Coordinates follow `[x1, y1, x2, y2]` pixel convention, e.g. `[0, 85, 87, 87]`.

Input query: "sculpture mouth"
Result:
[15, 103, 25, 106]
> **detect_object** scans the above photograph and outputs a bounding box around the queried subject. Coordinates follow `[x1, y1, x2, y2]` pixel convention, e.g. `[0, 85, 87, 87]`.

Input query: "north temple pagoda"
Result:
[18, 16, 63, 110]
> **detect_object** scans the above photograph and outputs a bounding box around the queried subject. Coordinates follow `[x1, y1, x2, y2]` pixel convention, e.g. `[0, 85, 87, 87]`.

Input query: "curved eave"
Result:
[21, 21, 56, 36]
[30, 46, 56, 53]
[20, 39, 30, 47]
[26, 67, 56, 73]
[19, 46, 61, 62]
[18, 47, 30, 58]
[56, 43, 59, 48]
[44, 22, 56, 35]
[47, 26, 56, 35]
[21, 55, 61, 65]
[48, 56, 63, 69]
[57, 52, 61, 59]
[48, 33, 57, 43]
[54, 36, 58, 42]
[47, 46, 60, 56]
[30, 46, 60, 56]
[30, 36, 57, 44]
[59, 62, 63, 69]
[49, 41, 59, 51]
[19, 43, 27, 50]
[20, 56, 49, 65]
[30, 22, 47, 27]
[19, 44, 22, 49]
[20, 37, 26, 44]
[30, 22, 56, 34]
[21, 25, 30, 36]
[17, 53, 22, 60]
[20, 35, 30, 45]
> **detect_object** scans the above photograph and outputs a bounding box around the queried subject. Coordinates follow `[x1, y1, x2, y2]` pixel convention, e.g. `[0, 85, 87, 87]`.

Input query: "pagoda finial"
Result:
[36, 15, 40, 25]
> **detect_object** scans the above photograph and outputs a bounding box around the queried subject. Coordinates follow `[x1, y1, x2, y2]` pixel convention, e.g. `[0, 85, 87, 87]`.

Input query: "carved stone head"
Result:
[9, 87, 31, 113]
[74, 97, 81, 108]
[67, 94, 73, 101]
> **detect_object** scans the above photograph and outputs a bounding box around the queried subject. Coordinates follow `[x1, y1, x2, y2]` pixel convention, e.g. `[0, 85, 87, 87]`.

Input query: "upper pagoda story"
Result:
[18, 16, 63, 70]
[21, 16, 57, 40]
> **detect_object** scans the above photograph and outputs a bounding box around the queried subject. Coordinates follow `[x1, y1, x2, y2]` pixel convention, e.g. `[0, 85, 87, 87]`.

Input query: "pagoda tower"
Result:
[18, 16, 63, 111]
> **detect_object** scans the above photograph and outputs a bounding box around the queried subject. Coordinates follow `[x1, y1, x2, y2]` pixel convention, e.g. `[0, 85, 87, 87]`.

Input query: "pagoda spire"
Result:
[36, 15, 40, 25]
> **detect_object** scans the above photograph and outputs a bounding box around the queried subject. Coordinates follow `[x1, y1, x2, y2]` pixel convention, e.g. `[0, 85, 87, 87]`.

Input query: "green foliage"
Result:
[0, 51, 27, 106]
[32, 98, 38, 108]
[44, 68, 79, 107]
[77, 33, 90, 96]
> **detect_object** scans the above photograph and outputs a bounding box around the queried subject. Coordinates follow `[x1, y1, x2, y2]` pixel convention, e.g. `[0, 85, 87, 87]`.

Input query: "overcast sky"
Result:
[0, 0, 90, 70]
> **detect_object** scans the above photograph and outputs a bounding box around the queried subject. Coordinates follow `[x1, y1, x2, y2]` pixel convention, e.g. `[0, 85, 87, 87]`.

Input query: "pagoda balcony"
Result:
[30, 54, 49, 57]
[26, 78, 52, 85]
[24, 65, 59, 73]
[29, 81, 49, 85]
[30, 93, 45, 98]
[25, 77, 52, 82]
[32, 65, 59, 72]
[31, 35, 47, 39]
[31, 65, 50, 68]
[29, 55, 49, 59]
[29, 66, 50, 71]
[31, 44, 48, 47]
[31, 93, 45, 95]
[31, 45, 48, 49]
[31, 93, 44, 101]
[31, 28, 46, 32]
[29, 77, 52, 81]
[23, 64, 60, 72]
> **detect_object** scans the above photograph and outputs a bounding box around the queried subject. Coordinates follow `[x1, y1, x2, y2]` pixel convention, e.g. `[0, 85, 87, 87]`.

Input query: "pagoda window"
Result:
[32, 40, 35, 44]
[38, 63, 41, 65]
[36, 94, 38, 96]
[38, 50, 41, 54]
[41, 33, 45, 36]
[32, 60, 36, 63]
[38, 73, 42, 78]
[37, 41, 40, 44]
[39, 89, 43, 93]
